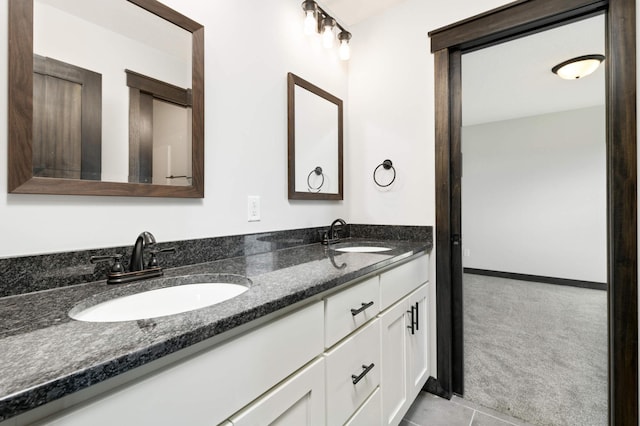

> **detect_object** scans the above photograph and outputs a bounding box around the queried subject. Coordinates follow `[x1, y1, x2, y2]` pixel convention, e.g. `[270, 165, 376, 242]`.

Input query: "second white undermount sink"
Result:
[334, 246, 392, 253]
[70, 278, 249, 323]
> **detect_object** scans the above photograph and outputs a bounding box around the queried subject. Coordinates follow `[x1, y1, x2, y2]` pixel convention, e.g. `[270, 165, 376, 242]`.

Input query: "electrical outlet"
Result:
[463, 249, 471, 257]
[248, 196, 261, 222]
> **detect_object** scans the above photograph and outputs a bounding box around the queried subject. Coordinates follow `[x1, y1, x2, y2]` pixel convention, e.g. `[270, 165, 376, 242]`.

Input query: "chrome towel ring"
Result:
[373, 159, 396, 187]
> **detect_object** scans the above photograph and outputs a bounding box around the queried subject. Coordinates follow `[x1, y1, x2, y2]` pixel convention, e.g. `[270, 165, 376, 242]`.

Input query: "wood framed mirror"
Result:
[8, 0, 204, 197]
[287, 72, 343, 200]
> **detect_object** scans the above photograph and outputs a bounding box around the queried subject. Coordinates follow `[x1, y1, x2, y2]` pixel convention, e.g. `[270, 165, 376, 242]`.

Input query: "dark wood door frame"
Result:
[429, 0, 637, 424]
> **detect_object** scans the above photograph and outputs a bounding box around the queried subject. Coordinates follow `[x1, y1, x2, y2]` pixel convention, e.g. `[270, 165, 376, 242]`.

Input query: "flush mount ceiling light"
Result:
[551, 54, 605, 80]
[300, 1, 352, 61]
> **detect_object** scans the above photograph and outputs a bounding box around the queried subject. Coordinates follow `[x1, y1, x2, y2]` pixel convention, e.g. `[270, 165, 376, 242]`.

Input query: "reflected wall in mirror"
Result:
[287, 72, 343, 200]
[8, 0, 204, 197]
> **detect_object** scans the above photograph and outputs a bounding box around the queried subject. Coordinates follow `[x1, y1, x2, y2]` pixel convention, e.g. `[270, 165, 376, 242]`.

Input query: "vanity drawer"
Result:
[324, 319, 381, 426]
[325, 275, 380, 348]
[345, 387, 382, 426]
[380, 254, 429, 310]
[228, 358, 325, 426]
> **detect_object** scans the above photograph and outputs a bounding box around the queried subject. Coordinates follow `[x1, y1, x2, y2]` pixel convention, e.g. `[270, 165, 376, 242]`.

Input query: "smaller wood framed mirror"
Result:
[287, 73, 343, 200]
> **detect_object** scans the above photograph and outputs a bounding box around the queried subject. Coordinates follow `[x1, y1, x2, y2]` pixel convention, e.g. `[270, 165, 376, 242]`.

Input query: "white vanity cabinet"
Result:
[33, 302, 324, 426]
[380, 284, 429, 426]
[25, 253, 430, 426]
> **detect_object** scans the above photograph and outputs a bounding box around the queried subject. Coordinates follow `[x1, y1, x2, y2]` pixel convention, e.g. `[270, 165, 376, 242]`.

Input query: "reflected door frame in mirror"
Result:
[8, 0, 204, 197]
[287, 72, 343, 200]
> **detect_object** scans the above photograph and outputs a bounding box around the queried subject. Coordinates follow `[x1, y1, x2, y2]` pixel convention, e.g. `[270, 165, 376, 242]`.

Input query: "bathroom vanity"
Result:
[0, 233, 432, 426]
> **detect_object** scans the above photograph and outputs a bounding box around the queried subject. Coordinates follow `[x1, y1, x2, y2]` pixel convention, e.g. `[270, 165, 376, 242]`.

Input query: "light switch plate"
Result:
[248, 196, 260, 222]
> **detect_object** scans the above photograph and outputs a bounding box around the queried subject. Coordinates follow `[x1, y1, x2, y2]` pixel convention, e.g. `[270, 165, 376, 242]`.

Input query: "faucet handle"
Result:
[90, 254, 125, 273]
[147, 247, 176, 268]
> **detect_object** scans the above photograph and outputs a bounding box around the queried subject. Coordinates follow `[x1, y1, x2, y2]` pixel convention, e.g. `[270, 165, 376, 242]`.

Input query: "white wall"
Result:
[0, 0, 350, 257]
[346, 0, 512, 226]
[347, 0, 514, 384]
[461, 107, 607, 282]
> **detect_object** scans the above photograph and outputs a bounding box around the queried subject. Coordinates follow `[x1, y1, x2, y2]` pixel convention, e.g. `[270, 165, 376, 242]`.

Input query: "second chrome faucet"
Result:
[322, 218, 347, 245]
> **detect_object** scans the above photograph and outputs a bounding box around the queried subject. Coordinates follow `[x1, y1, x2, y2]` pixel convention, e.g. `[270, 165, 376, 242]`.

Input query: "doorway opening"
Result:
[459, 14, 607, 424]
[429, 0, 637, 424]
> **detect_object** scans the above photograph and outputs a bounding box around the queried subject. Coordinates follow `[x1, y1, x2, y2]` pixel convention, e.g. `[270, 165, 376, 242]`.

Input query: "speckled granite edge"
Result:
[0, 224, 432, 298]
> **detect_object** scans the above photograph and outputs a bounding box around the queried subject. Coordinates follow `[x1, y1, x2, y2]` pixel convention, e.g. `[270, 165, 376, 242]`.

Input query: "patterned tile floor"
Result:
[402, 392, 534, 426]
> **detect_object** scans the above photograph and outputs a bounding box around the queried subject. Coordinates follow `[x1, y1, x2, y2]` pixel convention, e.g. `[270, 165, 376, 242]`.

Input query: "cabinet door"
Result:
[229, 358, 325, 426]
[379, 284, 429, 426]
[379, 296, 410, 426]
[407, 284, 429, 401]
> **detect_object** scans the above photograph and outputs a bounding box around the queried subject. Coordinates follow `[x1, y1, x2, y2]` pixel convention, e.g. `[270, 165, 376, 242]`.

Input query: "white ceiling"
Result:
[320, 0, 407, 26]
[462, 14, 605, 126]
[321, 2, 604, 126]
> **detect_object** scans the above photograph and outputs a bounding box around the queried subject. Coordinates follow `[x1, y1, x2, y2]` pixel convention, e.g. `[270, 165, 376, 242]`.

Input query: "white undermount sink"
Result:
[332, 245, 392, 253]
[70, 280, 249, 323]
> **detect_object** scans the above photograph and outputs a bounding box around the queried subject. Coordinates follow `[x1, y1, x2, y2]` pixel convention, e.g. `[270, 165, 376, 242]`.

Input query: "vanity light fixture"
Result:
[301, 1, 352, 60]
[551, 54, 605, 80]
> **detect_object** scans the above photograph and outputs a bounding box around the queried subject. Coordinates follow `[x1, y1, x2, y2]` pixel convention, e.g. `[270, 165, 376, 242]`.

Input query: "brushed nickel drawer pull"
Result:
[351, 301, 374, 316]
[351, 363, 375, 384]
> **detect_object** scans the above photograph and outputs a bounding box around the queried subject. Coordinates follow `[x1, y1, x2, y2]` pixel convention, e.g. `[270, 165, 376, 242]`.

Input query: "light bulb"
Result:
[321, 18, 335, 48]
[322, 26, 334, 48]
[339, 39, 350, 60]
[337, 31, 351, 61]
[303, 11, 316, 35]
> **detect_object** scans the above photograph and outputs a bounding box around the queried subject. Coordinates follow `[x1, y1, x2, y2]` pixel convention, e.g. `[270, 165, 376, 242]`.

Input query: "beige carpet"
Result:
[463, 273, 607, 426]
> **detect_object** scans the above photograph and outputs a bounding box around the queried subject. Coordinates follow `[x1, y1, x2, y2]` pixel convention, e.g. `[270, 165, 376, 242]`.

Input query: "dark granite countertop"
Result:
[0, 238, 431, 422]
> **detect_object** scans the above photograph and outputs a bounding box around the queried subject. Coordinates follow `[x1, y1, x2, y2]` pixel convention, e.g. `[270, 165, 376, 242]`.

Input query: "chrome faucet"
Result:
[323, 218, 347, 245]
[129, 231, 156, 272]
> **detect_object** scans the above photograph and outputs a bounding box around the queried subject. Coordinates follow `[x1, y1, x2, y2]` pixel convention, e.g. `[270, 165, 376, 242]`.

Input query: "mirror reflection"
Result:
[287, 73, 343, 200]
[294, 85, 338, 193]
[33, 0, 192, 185]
